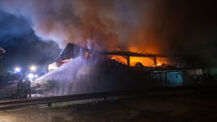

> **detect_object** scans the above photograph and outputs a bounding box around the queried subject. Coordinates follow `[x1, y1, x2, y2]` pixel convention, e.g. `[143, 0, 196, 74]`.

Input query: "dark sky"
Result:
[0, 10, 61, 71]
[155, 0, 217, 66]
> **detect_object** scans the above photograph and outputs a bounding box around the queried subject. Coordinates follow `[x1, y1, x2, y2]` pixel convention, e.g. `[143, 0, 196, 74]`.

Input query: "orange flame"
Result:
[110, 55, 169, 67]
[109, 46, 169, 67]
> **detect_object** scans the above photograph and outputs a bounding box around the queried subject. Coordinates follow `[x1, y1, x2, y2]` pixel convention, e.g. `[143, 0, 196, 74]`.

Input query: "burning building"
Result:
[6, 0, 212, 96]
[31, 43, 208, 97]
[48, 43, 186, 72]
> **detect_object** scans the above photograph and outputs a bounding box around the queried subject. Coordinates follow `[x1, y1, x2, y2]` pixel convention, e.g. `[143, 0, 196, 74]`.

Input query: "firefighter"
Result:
[24, 79, 31, 98]
[16, 79, 24, 98]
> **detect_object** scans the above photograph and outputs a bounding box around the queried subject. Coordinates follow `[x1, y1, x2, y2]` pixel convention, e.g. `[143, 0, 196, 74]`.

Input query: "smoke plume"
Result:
[0, 0, 217, 66]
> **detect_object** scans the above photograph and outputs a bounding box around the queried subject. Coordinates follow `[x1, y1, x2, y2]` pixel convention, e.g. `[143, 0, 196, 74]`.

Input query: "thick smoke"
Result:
[0, 0, 217, 66]
[0, 10, 61, 69]
[0, 0, 160, 51]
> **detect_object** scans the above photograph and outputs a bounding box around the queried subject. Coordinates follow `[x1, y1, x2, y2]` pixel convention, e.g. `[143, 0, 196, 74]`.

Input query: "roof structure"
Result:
[58, 43, 170, 60]
[57, 43, 177, 67]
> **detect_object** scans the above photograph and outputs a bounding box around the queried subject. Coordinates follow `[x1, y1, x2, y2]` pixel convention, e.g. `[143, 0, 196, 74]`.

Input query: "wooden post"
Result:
[153, 56, 157, 67]
[127, 56, 130, 67]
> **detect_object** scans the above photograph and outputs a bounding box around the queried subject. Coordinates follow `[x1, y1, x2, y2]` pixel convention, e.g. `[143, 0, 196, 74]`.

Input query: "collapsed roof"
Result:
[57, 43, 169, 61]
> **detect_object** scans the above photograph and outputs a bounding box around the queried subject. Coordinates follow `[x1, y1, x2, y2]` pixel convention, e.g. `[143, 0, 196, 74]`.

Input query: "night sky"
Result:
[0, 10, 61, 71]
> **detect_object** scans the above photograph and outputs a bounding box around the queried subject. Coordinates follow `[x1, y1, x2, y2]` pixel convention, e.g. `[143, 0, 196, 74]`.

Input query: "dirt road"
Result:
[0, 92, 217, 122]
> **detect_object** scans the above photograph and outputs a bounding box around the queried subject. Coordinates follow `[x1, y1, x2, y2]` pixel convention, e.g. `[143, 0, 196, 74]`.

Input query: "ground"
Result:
[0, 91, 217, 122]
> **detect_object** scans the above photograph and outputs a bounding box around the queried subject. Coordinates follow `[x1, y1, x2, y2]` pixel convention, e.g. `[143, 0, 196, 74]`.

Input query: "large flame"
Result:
[110, 55, 169, 67]
[109, 45, 169, 67]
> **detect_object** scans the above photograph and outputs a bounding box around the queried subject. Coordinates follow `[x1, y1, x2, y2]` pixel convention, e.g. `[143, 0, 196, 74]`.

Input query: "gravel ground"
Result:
[0, 92, 217, 122]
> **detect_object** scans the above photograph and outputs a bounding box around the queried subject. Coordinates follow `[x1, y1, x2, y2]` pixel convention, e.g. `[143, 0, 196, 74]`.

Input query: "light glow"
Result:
[48, 62, 58, 71]
[30, 65, 37, 72]
[27, 73, 34, 79]
[14, 67, 21, 73]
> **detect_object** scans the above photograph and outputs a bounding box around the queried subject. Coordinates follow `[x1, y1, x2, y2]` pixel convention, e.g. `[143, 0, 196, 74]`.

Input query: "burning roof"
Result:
[57, 43, 184, 68]
[57, 43, 83, 61]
